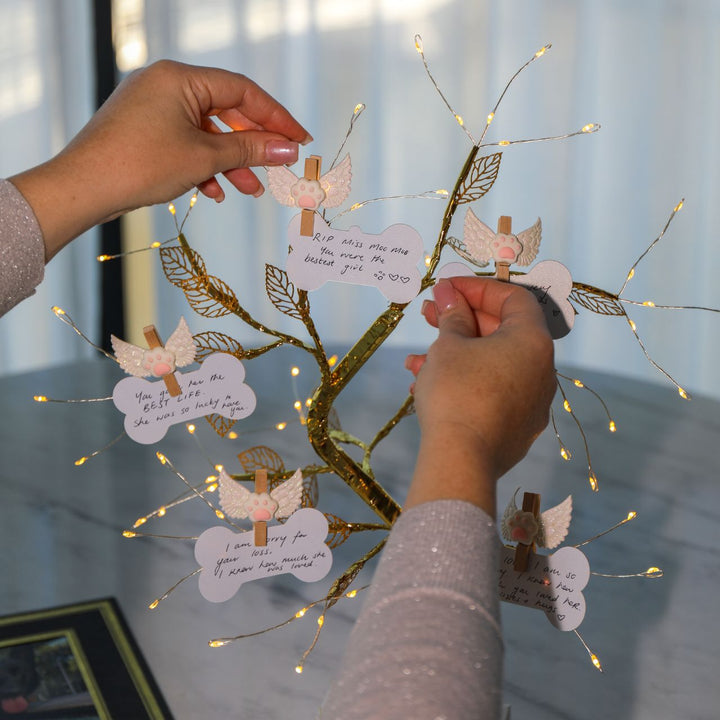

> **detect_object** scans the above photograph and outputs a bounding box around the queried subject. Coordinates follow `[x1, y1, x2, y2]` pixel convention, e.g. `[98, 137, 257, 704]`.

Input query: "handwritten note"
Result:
[512, 260, 574, 339]
[437, 260, 575, 339]
[286, 214, 424, 303]
[498, 546, 590, 631]
[194, 508, 332, 602]
[112, 353, 256, 444]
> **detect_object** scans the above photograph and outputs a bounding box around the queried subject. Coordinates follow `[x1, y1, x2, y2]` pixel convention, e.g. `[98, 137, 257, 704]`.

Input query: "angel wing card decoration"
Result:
[219, 467, 304, 541]
[196, 469, 332, 602]
[267, 154, 352, 235]
[445, 211, 575, 338]
[463, 211, 542, 279]
[112, 352, 257, 444]
[111, 317, 196, 396]
[501, 488, 573, 570]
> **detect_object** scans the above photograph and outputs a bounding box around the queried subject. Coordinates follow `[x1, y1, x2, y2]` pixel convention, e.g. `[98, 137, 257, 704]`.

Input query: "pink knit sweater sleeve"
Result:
[321, 499, 503, 719]
[0, 179, 45, 317]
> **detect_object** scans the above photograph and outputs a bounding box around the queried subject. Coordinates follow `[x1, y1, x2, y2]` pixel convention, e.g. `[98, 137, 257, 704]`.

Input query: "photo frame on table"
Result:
[0, 597, 173, 719]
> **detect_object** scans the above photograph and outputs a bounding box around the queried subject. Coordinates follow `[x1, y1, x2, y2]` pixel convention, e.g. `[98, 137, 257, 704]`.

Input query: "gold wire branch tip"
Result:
[535, 44, 552, 57]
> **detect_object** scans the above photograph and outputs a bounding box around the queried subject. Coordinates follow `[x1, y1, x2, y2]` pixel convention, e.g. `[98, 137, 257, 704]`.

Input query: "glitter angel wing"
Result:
[266, 165, 298, 206]
[163, 317, 196, 368]
[501, 489, 572, 549]
[459, 208, 495, 267]
[111, 317, 195, 378]
[536, 494, 572, 549]
[110, 335, 147, 377]
[271, 468, 304, 519]
[515, 218, 542, 267]
[318, 154, 352, 208]
[266, 155, 352, 210]
[218, 467, 253, 518]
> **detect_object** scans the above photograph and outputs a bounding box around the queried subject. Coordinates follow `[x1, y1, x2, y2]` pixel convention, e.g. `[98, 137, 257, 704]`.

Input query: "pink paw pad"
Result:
[492, 233, 523, 263]
[291, 179, 326, 210]
[142, 348, 176, 377]
[245, 493, 279, 522]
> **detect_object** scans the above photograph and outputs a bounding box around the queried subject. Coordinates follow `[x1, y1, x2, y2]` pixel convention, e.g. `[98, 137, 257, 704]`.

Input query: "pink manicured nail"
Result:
[265, 140, 299, 164]
[432, 279, 457, 311]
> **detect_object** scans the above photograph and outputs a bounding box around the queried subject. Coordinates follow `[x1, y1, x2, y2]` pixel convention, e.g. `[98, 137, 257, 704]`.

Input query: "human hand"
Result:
[404, 277, 555, 515]
[11, 60, 311, 259]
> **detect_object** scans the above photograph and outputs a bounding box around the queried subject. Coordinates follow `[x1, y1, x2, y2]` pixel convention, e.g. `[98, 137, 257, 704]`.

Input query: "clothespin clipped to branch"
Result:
[495, 216, 512, 282]
[513, 491, 541, 572]
[300, 155, 322, 237]
[143, 325, 182, 397]
[254, 468, 268, 546]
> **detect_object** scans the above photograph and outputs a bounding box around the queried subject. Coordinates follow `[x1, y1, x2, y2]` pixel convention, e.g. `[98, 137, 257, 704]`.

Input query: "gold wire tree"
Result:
[40, 38, 717, 668]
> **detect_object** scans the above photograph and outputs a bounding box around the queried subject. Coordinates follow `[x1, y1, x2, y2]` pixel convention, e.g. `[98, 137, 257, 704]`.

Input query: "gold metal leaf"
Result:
[265, 264, 305, 321]
[237, 446, 285, 475]
[570, 284, 626, 317]
[301, 475, 319, 508]
[205, 413, 237, 437]
[324, 538, 386, 610]
[324, 512, 352, 549]
[457, 152, 502, 205]
[447, 236, 484, 268]
[160, 246, 207, 288]
[193, 331, 246, 362]
[181, 274, 240, 318]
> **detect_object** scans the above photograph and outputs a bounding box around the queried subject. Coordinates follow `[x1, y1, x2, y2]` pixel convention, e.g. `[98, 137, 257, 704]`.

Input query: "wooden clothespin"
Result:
[300, 155, 322, 237]
[143, 325, 182, 397]
[253, 468, 268, 546]
[495, 216, 512, 282]
[513, 491, 541, 572]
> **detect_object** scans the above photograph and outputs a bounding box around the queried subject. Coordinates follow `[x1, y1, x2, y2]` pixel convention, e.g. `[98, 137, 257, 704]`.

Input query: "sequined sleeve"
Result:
[0, 179, 45, 317]
[322, 500, 503, 719]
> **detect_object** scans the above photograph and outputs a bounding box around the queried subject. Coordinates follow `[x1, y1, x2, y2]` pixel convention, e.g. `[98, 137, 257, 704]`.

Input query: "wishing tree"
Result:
[43, 37, 716, 672]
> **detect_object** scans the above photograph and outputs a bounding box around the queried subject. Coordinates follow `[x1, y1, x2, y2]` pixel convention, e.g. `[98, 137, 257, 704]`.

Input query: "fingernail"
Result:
[301, 133, 313, 146]
[432, 279, 457, 311]
[265, 140, 299, 164]
[404, 354, 416, 370]
[253, 183, 265, 198]
[421, 299, 433, 315]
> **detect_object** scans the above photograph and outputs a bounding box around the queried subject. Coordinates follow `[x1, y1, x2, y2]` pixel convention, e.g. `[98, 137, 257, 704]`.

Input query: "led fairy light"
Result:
[51, 306, 115, 361]
[73, 431, 126, 466]
[329, 189, 450, 222]
[556, 371, 617, 433]
[574, 631, 603, 673]
[555, 380, 599, 491]
[327, 103, 365, 171]
[207, 585, 369, 658]
[148, 568, 202, 610]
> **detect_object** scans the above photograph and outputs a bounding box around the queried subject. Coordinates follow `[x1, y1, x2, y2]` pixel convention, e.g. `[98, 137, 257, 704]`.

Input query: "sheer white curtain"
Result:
[139, 0, 720, 399]
[0, 0, 98, 375]
[3, 0, 720, 401]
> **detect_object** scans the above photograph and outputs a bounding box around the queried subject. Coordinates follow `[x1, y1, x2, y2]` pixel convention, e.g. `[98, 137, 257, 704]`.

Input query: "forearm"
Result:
[404, 425, 498, 518]
[322, 501, 503, 719]
[9, 150, 110, 262]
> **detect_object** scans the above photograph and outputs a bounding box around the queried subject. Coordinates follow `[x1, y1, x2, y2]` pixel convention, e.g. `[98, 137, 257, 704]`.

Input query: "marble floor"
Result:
[0, 348, 718, 719]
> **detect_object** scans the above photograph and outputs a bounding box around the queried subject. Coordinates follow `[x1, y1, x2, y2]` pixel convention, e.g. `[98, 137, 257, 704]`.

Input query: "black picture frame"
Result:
[0, 598, 173, 719]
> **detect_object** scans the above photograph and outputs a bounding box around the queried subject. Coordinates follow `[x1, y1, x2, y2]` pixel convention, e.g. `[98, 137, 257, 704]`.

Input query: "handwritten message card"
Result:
[438, 260, 575, 339]
[498, 546, 590, 631]
[195, 508, 332, 602]
[286, 214, 424, 303]
[112, 353, 256, 444]
[512, 260, 574, 339]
